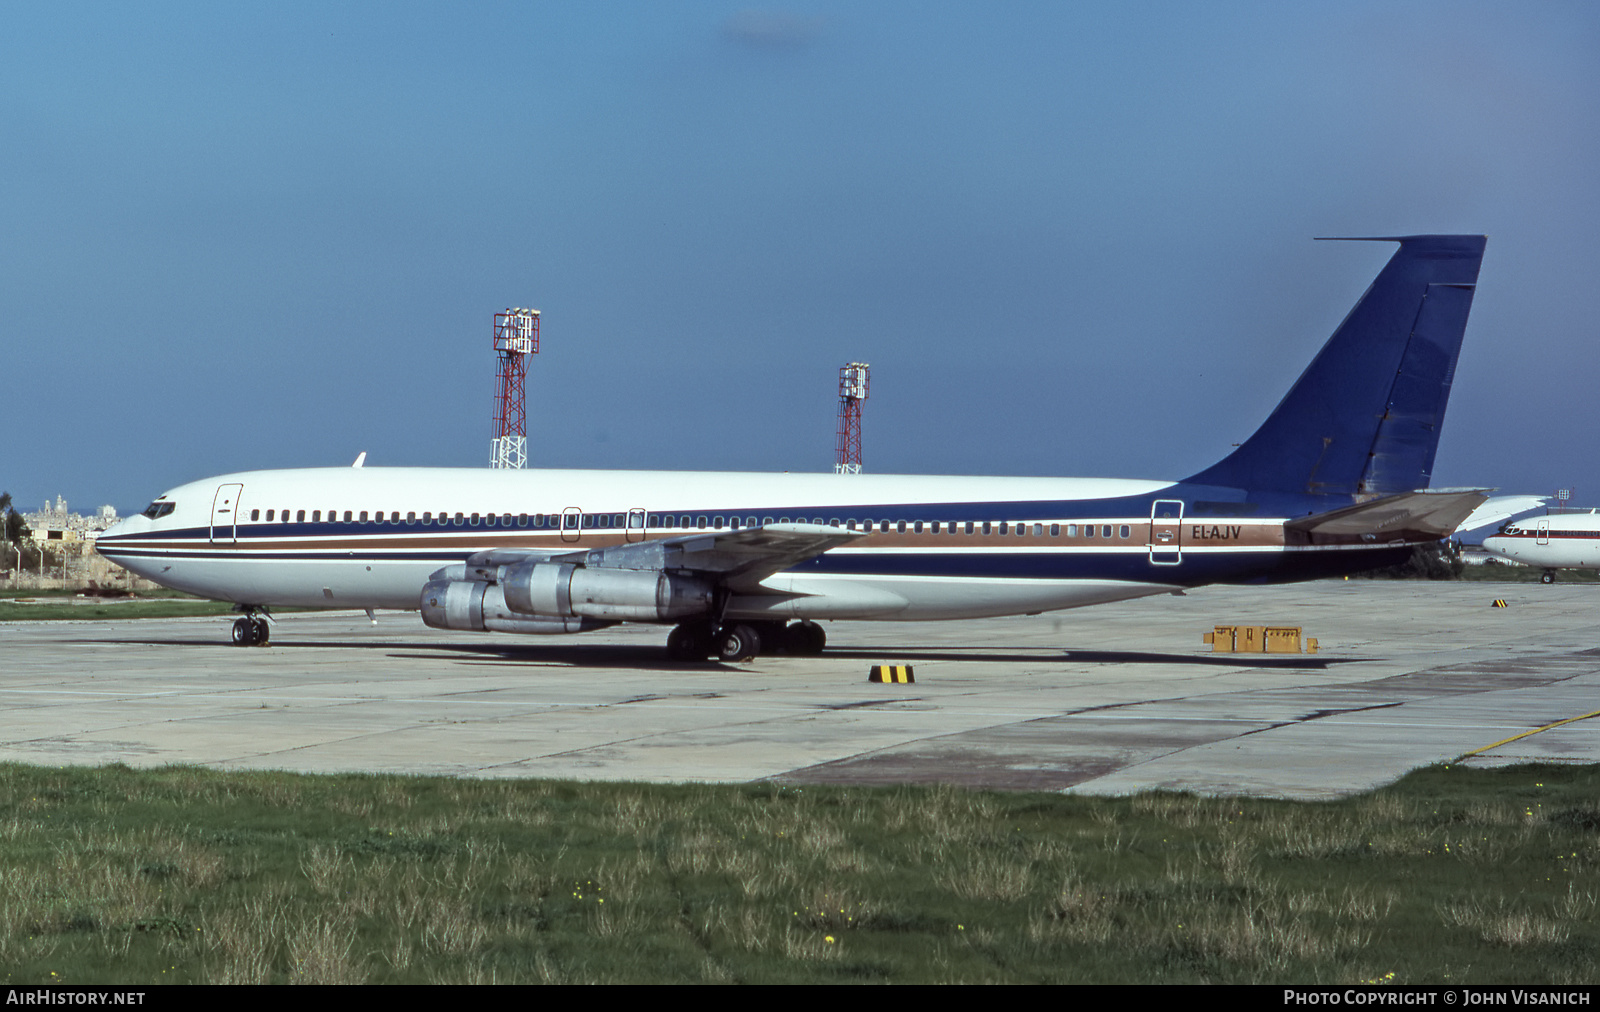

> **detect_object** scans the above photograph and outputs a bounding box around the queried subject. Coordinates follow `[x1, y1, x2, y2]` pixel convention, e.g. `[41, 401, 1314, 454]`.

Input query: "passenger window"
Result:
[454, 513, 464, 526]
[1102, 525, 1112, 538]
[999, 522, 1009, 535]
[268, 510, 277, 522]
[312, 511, 321, 522]
[296, 510, 305, 522]
[965, 522, 974, 535]
[1033, 524, 1043, 536]
[1085, 525, 1095, 538]
[1066, 524, 1077, 536]
[1050, 524, 1059, 537]
[359, 511, 369, 522]
[897, 521, 906, 534]
[982, 522, 991, 535]
[914, 521, 923, 533]
[1119, 525, 1130, 538]
[251, 509, 260, 521]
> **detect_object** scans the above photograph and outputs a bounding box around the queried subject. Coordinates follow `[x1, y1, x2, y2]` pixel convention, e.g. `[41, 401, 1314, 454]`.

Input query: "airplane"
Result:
[1482, 511, 1600, 582]
[96, 234, 1491, 661]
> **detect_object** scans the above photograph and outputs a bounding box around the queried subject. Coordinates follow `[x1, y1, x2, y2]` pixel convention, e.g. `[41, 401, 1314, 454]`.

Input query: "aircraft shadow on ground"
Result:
[824, 648, 1354, 669]
[82, 637, 1363, 671]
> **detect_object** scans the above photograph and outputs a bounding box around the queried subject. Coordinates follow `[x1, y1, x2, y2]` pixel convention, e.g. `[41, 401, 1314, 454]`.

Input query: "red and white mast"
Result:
[491, 308, 539, 469]
[835, 362, 870, 474]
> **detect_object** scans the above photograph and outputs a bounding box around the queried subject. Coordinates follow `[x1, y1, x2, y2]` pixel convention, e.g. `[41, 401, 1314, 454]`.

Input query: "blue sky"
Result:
[4, 2, 1598, 514]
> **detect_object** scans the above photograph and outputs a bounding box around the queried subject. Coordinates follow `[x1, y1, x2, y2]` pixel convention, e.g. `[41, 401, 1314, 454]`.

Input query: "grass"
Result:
[1, 762, 1597, 984]
[0, 589, 287, 622]
[0, 598, 238, 622]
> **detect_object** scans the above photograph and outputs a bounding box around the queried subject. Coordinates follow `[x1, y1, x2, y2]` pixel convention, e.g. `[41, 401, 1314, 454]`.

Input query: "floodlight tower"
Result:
[491, 308, 540, 469]
[835, 362, 870, 474]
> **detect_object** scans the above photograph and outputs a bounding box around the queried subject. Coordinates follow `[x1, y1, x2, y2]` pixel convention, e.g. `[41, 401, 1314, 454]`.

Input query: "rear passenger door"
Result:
[1148, 500, 1183, 565]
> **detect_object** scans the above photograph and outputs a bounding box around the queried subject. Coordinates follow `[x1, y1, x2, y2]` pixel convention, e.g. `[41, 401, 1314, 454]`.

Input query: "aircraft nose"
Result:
[94, 519, 126, 554]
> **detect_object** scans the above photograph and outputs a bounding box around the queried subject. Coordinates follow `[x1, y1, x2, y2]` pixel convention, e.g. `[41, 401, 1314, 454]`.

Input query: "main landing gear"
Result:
[230, 609, 271, 647]
[665, 619, 826, 663]
[1541, 570, 1557, 584]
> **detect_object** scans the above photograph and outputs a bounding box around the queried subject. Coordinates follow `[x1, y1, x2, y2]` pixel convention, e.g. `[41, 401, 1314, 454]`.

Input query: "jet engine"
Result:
[419, 561, 714, 634]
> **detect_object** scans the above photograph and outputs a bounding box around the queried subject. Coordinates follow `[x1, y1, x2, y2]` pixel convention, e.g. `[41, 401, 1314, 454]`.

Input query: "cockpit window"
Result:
[141, 500, 175, 520]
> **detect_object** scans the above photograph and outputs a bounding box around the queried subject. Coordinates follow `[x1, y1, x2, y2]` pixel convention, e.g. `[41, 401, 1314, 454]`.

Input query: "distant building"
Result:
[23, 496, 120, 543]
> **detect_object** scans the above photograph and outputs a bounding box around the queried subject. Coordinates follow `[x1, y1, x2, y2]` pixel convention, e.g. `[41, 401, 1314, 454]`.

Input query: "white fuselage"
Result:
[1482, 512, 1600, 572]
[96, 466, 1311, 623]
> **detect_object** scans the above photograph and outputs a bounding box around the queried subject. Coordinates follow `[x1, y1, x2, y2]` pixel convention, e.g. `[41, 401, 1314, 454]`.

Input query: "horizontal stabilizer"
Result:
[1286, 489, 1491, 543]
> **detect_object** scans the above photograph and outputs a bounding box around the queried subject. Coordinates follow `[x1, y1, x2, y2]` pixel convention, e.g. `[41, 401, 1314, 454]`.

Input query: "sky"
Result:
[3, 1, 1598, 517]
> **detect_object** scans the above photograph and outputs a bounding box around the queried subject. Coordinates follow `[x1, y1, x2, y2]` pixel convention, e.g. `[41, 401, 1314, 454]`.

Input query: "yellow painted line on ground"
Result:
[1458, 709, 1600, 759]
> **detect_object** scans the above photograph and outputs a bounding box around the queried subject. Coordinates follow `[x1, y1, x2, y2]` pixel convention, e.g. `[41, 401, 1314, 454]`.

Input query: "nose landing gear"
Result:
[230, 609, 271, 646]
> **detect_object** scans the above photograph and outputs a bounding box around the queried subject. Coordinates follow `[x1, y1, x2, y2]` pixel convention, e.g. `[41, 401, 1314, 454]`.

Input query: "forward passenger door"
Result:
[210, 484, 243, 544]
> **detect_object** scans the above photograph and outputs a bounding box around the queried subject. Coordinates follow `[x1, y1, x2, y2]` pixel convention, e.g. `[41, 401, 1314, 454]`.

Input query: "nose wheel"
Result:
[230, 613, 271, 646]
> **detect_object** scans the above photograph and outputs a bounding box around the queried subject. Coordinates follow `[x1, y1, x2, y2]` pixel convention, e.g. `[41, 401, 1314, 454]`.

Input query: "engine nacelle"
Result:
[419, 578, 609, 634]
[501, 562, 713, 622]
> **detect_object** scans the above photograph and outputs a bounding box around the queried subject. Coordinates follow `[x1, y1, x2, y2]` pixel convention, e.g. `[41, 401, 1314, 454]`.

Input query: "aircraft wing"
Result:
[1285, 489, 1492, 543]
[464, 523, 865, 592]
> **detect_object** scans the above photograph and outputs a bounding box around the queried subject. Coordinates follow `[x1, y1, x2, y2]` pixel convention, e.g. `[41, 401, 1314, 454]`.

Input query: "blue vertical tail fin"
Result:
[1184, 234, 1486, 497]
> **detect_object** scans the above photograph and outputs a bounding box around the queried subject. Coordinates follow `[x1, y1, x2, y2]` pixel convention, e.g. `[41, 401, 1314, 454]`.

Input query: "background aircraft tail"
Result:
[1184, 234, 1486, 497]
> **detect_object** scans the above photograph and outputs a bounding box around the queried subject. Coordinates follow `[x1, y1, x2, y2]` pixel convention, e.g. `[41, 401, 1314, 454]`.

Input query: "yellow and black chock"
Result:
[868, 665, 915, 684]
